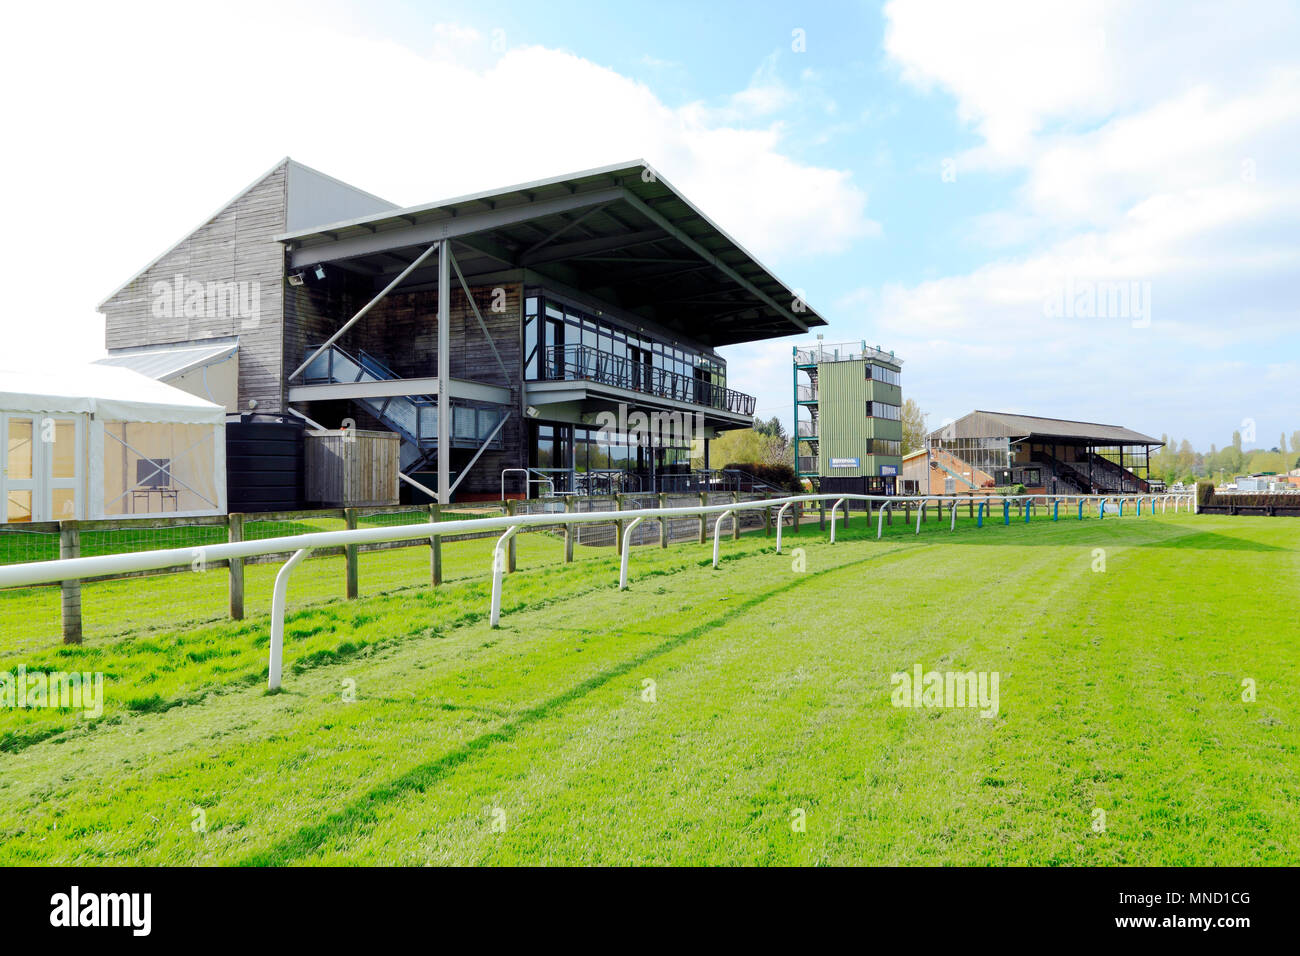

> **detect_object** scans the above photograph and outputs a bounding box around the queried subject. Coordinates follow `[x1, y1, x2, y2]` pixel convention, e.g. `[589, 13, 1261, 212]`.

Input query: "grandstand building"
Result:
[794, 341, 903, 496]
[902, 410, 1162, 495]
[97, 158, 825, 506]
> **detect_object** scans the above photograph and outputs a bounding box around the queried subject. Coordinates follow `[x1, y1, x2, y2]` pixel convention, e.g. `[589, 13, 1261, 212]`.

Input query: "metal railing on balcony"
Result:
[796, 383, 817, 403]
[796, 420, 818, 438]
[540, 344, 756, 416]
[794, 342, 903, 366]
[797, 456, 818, 473]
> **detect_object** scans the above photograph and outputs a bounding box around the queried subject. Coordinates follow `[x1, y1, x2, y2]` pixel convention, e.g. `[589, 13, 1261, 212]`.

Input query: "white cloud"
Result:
[863, 0, 1300, 446]
[0, 1, 875, 370]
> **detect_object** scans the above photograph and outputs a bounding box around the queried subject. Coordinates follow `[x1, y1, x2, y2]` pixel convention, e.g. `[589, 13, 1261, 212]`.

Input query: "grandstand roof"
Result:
[931, 411, 1162, 446]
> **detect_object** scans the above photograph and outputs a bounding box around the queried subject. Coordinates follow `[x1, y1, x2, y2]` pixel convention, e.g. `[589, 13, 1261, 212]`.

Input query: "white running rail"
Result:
[0, 492, 1193, 691]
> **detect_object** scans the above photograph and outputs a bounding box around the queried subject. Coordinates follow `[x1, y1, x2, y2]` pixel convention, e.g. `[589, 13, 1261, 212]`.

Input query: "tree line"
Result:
[1149, 430, 1300, 486]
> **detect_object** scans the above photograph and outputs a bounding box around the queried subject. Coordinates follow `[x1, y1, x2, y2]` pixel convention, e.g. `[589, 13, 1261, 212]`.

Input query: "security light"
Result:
[287, 272, 305, 286]
[314, 265, 326, 281]
[525, 406, 539, 418]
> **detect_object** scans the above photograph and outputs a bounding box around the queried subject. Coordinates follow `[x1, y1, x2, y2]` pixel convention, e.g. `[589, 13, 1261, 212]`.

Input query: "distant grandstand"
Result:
[902, 410, 1162, 495]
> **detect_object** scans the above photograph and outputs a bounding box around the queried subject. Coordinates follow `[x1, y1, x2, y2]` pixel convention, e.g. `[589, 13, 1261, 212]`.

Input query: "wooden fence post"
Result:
[59, 521, 82, 645]
[698, 492, 708, 544]
[658, 493, 668, 548]
[818, 498, 826, 530]
[228, 513, 244, 620]
[344, 508, 359, 599]
[731, 491, 740, 540]
[507, 500, 518, 573]
[564, 496, 576, 562]
[763, 492, 772, 537]
[905, 501, 911, 525]
[428, 503, 442, 585]
[792, 500, 801, 534]
[614, 494, 625, 552]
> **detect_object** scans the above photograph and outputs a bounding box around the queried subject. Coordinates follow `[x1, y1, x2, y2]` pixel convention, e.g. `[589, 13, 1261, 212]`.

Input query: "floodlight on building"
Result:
[287, 273, 305, 286]
[314, 265, 326, 281]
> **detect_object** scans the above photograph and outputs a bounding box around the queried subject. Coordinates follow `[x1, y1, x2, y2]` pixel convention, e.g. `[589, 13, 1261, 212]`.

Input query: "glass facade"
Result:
[866, 401, 902, 421]
[529, 421, 694, 494]
[865, 364, 901, 387]
[523, 294, 752, 415]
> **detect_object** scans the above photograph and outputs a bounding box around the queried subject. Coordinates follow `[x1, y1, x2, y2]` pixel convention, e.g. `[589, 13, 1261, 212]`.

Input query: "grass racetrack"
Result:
[0, 510, 1296, 865]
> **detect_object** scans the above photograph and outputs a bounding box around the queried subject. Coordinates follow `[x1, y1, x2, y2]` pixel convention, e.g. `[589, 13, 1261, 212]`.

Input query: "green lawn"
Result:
[0, 511, 1296, 865]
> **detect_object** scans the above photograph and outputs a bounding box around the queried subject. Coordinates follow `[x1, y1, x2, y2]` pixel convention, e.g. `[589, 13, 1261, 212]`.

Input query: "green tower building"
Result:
[794, 340, 903, 496]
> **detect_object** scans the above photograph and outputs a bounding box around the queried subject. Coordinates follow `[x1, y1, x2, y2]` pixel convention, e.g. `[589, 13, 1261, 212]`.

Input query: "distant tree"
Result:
[698, 428, 766, 469]
[902, 399, 929, 456]
[699, 424, 791, 471]
[752, 416, 787, 442]
[1232, 430, 1242, 453]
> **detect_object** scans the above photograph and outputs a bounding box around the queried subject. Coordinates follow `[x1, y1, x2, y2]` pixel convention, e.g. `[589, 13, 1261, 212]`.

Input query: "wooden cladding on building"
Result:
[100, 161, 290, 415]
[305, 429, 400, 507]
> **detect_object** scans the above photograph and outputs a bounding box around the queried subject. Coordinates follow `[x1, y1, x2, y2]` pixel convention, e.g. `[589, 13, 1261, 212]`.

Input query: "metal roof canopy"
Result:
[932, 410, 1163, 447]
[95, 340, 238, 381]
[277, 160, 826, 348]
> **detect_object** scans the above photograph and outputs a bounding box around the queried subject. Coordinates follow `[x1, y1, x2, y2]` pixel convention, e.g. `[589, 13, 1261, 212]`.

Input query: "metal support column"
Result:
[437, 242, 450, 503]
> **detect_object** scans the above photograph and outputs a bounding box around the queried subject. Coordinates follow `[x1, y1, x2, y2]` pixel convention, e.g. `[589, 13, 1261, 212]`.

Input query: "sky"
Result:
[1, 0, 1297, 450]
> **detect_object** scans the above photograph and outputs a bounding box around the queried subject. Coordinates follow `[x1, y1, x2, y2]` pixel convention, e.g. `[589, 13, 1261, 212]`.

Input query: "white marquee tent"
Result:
[0, 365, 226, 522]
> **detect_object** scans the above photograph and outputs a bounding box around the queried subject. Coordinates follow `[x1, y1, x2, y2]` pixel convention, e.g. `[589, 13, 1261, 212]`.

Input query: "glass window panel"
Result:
[102, 421, 217, 517]
[52, 487, 77, 519]
[524, 314, 538, 379]
[7, 418, 33, 480]
[6, 489, 32, 522]
[50, 421, 76, 478]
